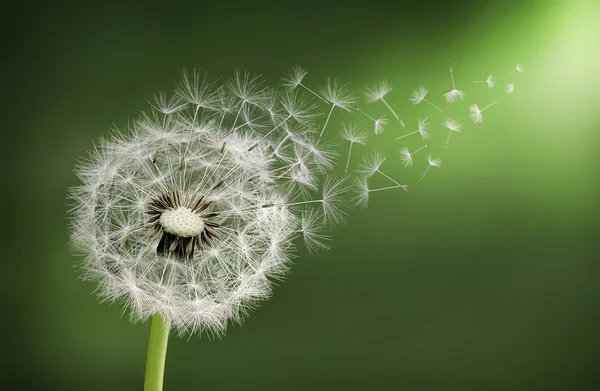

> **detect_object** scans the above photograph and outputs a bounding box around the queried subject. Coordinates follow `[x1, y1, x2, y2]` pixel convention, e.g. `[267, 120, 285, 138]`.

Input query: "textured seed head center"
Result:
[159, 207, 204, 238]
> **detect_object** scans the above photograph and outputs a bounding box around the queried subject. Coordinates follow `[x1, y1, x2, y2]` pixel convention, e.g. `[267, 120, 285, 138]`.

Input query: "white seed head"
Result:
[506, 83, 515, 94]
[486, 75, 496, 88]
[69, 69, 348, 337]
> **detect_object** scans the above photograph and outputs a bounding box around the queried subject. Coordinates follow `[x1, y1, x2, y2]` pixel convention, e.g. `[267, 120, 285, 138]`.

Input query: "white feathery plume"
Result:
[420, 154, 442, 181]
[395, 117, 430, 141]
[316, 78, 356, 145]
[357, 152, 386, 178]
[357, 153, 409, 192]
[281, 66, 323, 101]
[352, 177, 408, 208]
[505, 83, 524, 96]
[507, 63, 523, 75]
[365, 79, 405, 127]
[469, 101, 498, 124]
[410, 86, 443, 112]
[69, 69, 350, 338]
[298, 210, 331, 254]
[399, 144, 428, 167]
[444, 118, 462, 148]
[340, 123, 368, 175]
[353, 106, 388, 135]
[473, 74, 495, 88]
[443, 67, 465, 103]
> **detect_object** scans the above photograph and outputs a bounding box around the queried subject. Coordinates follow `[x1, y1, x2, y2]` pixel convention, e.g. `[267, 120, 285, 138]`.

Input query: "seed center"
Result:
[159, 207, 205, 238]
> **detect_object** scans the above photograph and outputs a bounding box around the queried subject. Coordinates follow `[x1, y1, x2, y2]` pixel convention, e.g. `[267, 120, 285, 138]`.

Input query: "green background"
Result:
[7, 1, 599, 390]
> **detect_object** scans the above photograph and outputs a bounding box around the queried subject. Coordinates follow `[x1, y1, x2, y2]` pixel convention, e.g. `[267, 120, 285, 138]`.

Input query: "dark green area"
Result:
[7, 1, 599, 390]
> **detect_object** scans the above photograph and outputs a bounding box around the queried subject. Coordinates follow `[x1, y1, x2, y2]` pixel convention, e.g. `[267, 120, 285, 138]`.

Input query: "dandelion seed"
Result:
[473, 74, 495, 88]
[507, 63, 523, 75]
[357, 151, 386, 177]
[316, 78, 356, 145]
[352, 177, 408, 208]
[444, 118, 461, 148]
[469, 101, 498, 124]
[505, 83, 525, 96]
[420, 154, 442, 181]
[444, 67, 465, 103]
[298, 210, 331, 254]
[395, 117, 430, 141]
[357, 153, 409, 191]
[341, 123, 368, 175]
[410, 86, 443, 112]
[399, 144, 428, 167]
[354, 106, 388, 135]
[281, 66, 323, 101]
[365, 79, 405, 127]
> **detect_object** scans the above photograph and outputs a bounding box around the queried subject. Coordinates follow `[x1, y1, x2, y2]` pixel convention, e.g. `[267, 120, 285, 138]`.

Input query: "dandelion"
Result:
[340, 123, 368, 175]
[353, 106, 388, 135]
[473, 74, 495, 88]
[357, 152, 409, 191]
[505, 83, 524, 96]
[444, 118, 461, 148]
[395, 117, 430, 140]
[469, 101, 498, 124]
[444, 67, 465, 103]
[420, 154, 442, 181]
[365, 79, 405, 127]
[410, 86, 443, 112]
[399, 144, 428, 167]
[69, 69, 348, 390]
[507, 63, 523, 75]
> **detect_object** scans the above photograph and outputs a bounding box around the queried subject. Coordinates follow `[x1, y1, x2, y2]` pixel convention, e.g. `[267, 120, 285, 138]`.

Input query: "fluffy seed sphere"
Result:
[69, 69, 347, 337]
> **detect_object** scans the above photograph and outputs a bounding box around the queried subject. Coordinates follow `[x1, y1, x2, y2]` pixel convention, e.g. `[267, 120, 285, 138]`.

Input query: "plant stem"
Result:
[144, 313, 170, 391]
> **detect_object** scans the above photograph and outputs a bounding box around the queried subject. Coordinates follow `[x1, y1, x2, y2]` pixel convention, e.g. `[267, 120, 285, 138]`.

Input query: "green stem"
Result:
[144, 313, 170, 391]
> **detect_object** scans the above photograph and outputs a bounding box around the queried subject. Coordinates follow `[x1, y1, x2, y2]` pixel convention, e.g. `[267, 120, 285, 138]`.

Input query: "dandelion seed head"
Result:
[506, 83, 515, 94]
[69, 69, 343, 337]
[486, 75, 496, 88]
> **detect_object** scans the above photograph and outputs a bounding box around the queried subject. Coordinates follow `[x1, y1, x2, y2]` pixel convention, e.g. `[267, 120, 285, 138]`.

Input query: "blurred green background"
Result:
[7, 1, 599, 390]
